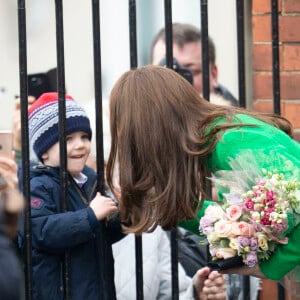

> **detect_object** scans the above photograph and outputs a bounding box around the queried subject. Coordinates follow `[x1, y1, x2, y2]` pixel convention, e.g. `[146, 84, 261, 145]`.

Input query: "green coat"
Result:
[179, 113, 300, 280]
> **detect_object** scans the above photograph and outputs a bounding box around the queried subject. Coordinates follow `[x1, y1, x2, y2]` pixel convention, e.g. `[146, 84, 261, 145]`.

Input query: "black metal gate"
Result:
[17, 0, 284, 299]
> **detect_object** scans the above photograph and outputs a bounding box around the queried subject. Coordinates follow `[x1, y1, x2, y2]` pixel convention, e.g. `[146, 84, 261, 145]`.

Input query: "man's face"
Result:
[152, 39, 218, 94]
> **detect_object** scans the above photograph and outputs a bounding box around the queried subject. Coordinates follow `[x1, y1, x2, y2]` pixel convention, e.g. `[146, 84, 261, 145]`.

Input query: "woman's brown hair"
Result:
[106, 65, 293, 235]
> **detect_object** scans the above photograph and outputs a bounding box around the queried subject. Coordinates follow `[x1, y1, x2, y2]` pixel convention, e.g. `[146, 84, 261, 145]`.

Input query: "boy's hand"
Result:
[89, 192, 118, 220]
[193, 267, 226, 300]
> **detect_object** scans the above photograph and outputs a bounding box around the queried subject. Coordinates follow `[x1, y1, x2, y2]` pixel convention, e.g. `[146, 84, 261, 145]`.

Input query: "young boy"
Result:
[18, 92, 123, 299]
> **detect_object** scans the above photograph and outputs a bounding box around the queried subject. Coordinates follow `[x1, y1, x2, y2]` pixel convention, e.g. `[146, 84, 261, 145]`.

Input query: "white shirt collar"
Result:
[73, 172, 88, 188]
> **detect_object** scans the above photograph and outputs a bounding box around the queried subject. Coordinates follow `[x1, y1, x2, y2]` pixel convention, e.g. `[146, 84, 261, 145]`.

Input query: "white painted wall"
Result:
[0, 0, 238, 129]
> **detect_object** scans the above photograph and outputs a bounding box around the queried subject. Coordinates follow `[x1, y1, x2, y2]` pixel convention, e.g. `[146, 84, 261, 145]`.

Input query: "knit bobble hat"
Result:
[28, 92, 92, 161]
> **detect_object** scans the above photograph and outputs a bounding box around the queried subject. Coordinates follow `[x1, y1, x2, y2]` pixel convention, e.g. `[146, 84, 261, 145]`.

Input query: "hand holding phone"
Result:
[0, 155, 24, 225]
[0, 131, 13, 190]
[0, 131, 12, 158]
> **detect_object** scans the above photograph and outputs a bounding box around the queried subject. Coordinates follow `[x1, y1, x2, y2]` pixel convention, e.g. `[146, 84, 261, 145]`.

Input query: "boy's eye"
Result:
[66, 136, 72, 141]
[81, 134, 90, 140]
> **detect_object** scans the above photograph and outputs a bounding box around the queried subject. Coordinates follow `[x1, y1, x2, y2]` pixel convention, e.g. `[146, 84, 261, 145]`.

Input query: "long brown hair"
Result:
[106, 65, 293, 235]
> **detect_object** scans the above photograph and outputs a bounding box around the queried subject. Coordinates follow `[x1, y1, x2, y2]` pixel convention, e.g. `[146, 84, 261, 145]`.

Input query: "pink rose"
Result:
[214, 220, 233, 237]
[205, 204, 225, 221]
[244, 198, 254, 211]
[215, 247, 236, 259]
[232, 221, 255, 237]
[226, 204, 242, 221]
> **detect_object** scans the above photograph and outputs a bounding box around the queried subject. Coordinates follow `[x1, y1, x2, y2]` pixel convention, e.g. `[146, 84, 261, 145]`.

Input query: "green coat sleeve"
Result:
[208, 115, 300, 280]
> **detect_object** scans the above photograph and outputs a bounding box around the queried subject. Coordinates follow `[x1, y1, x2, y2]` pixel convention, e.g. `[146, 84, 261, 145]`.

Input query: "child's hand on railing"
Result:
[89, 192, 118, 220]
[193, 267, 226, 300]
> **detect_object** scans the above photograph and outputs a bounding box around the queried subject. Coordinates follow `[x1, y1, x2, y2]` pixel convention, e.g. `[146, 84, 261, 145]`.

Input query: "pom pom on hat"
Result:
[28, 92, 92, 161]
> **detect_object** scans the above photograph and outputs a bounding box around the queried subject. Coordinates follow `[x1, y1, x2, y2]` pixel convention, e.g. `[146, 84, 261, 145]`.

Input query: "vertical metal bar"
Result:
[200, 0, 210, 101]
[271, 0, 281, 115]
[164, 1, 179, 299]
[54, 1, 70, 299]
[129, 0, 138, 70]
[236, 1, 250, 299]
[272, 5, 283, 299]
[164, 0, 173, 69]
[236, 0, 246, 108]
[242, 276, 250, 300]
[170, 228, 179, 300]
[134, 236, 143, 300]
[92, 1, 105, 194]
[129, 1, 144, 299]
[278, 283, 285, 300]
[91, 1, 113, 299]
[200, 0, 212, 203]
[55, 0, 67, 209]
[17, 1, 32, 299]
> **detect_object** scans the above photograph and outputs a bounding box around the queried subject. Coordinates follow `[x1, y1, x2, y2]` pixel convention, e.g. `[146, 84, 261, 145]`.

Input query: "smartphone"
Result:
[0, 131, 13, 158]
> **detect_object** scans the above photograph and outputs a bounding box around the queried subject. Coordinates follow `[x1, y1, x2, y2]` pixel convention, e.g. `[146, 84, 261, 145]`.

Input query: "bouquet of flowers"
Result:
[199, 151, 300, 270]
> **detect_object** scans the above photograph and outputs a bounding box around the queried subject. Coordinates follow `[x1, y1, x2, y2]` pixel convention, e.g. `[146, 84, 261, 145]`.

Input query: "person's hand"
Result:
[89, 192, 118, 220]
[0, 156, 24, 239]
[221, 264, 266, 279]
[0, 156, 24, 213]
[193, 267, 226, 300]
[12, 96, 36, 151]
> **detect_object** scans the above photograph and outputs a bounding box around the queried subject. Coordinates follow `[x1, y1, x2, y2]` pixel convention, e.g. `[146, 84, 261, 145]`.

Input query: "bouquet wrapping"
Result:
[199, 150, 300, 272]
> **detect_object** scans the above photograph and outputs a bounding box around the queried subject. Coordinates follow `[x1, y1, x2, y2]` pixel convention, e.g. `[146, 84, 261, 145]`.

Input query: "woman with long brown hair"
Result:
[106, 65, 300, 281]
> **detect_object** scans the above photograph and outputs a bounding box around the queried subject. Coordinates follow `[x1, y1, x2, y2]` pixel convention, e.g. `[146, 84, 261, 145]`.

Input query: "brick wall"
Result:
[252, 0, 300, 142]
[252, 1, 300, 299]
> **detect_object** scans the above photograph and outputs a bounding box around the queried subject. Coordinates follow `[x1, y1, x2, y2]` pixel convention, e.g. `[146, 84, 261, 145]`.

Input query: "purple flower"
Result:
[237, 236, 250, 248]
[226, 193, 242, 205]
[249, 237, 259, 251]
[244, 251, 258, 267]
[199, 216, 215, 234]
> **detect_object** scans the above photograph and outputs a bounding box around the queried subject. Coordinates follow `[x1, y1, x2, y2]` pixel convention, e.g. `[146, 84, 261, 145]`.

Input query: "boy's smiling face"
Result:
[41, 131, 91, 177]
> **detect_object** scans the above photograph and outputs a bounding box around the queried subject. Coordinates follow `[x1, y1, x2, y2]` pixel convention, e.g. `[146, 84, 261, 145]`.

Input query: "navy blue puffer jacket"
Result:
[18, 164, 124, 300]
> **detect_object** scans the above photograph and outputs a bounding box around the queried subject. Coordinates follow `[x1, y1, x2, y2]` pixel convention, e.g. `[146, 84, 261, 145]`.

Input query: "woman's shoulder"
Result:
[213, 113, 270, 126]
[217, 113, 288, 140]
[209, 114, 300, 171]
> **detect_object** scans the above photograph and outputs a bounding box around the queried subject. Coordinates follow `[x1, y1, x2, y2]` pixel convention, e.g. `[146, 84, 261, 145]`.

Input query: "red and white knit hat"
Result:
[28, 92, 92, 161]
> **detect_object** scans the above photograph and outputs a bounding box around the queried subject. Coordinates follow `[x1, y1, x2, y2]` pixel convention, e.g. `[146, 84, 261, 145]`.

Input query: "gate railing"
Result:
[17, 1, 284, 299]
